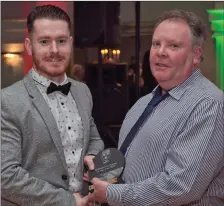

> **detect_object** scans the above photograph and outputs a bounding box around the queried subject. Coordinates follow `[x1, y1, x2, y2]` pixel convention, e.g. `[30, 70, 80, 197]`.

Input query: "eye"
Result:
[40, 40, 49, 44]
[152, 41, 160, 47]
[58, 39, 67, 44]
[171, 44, 179, 48]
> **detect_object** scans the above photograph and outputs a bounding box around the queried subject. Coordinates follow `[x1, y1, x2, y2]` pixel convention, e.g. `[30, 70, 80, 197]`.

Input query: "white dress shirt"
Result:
[32, 68, 84, 192]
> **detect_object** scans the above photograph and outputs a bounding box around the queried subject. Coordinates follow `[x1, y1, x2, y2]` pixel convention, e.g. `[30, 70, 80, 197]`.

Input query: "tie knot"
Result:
[46, 82, 71, 95]
[149, 87, 169, 107]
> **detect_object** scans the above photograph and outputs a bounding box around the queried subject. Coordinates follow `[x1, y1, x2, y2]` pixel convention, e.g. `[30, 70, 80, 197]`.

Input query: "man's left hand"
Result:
[84, 155, 95, 171]
[88, 178, 109, 203]
[83, 155, 95, 182]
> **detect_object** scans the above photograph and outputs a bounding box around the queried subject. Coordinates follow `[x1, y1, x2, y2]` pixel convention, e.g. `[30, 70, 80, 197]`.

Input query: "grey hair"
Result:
[153, 9, 208, 61]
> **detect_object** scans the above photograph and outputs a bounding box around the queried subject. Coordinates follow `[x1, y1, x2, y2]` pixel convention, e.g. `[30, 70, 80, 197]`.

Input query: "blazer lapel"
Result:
[23, 72, 68, 171]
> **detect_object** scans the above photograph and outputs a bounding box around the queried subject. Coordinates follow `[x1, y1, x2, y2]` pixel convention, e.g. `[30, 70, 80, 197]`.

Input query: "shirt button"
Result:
[62, 175, 67, 180]
[68, 126, 71, 130]
[61, 102, 64, 105]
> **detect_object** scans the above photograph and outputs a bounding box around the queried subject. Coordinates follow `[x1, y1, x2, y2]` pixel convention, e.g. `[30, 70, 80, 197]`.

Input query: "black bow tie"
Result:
[46, 82, 71, 95]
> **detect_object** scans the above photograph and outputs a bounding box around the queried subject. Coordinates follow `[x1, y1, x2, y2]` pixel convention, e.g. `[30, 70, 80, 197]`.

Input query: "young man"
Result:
[1, 5, 104, 206]
[88, 10, 224, 205]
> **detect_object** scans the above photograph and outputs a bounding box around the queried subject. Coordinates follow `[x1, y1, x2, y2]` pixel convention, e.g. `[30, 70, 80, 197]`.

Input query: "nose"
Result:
[50, 41, 58, 54]
[157, 45, 167, 58]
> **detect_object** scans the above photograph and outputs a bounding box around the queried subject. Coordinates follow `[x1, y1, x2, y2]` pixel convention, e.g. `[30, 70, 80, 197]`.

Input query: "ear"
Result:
[25, 38, 32, 56]
[193, 46, 203, 66]
[69, 36, 73, 45]
[69, 36, 73, 53]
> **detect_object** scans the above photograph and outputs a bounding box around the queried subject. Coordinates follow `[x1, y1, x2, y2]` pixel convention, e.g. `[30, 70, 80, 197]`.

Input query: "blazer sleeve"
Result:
[1, 94, 75, 206]
[83, 84, 104, 155]
[106, 98, 224, 206]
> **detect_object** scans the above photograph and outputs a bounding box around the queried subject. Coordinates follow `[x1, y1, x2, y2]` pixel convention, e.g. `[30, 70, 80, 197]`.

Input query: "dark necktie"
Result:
[46, 82, 71, 95]
[119, 87, 169, 156]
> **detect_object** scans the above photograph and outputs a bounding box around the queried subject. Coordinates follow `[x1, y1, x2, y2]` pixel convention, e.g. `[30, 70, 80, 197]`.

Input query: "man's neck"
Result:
[158, 69, 197, 94]
[33, 67, 65, 84]
[161, 89, 168, 96]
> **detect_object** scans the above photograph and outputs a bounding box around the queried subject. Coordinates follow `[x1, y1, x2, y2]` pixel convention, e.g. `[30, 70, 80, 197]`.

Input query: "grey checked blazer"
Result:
[1, 70, 104, 206]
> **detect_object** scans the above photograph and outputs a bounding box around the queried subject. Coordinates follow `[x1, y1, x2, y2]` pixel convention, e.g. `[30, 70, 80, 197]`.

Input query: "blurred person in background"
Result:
[141, 49, 158, 94]
[71, 64, 86, 82]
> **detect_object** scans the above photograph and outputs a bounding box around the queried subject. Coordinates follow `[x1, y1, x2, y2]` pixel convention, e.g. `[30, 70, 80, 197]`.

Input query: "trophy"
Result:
[86, 148, 125, 206]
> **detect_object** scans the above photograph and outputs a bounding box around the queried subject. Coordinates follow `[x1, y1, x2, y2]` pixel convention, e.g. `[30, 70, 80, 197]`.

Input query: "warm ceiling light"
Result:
[3, 53, 17, 58]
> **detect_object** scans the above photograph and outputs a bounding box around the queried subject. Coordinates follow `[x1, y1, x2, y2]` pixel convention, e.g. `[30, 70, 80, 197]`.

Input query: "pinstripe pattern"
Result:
[106, 69, 224, 206]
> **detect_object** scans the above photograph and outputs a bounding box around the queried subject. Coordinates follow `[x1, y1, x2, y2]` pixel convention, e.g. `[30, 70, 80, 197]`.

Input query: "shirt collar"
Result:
[153, 69, 202, 100]
[31, 68, 68, 88]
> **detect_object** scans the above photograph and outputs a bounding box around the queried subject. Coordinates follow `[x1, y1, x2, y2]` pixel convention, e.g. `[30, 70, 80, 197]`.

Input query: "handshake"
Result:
[73, 155, 110, 206]
[73, 176, 109, 206]
[75, 149, 125, 206]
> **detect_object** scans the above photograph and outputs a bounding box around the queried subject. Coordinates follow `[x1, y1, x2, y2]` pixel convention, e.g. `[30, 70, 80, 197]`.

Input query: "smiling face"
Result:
[150, 19, 202, 90]
[25, 18, 73, 83]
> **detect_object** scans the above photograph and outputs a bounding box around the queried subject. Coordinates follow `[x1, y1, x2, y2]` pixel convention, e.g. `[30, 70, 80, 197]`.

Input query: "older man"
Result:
[88, 9, 224, 206]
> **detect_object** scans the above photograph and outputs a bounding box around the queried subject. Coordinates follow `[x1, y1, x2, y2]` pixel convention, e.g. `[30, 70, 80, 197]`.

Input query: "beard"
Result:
[32, 50, 70, 77]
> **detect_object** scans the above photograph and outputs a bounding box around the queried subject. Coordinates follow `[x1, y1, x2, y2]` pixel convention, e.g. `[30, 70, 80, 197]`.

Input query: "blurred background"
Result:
[1, 1, 223, 148]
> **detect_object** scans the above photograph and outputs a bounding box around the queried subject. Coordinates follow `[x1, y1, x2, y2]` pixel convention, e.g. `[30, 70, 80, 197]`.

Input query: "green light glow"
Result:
[207, 9, 224, 20]
[216, 36, 224, 90]
[211, 20, 224, 33]
[207, 9, 224, 91]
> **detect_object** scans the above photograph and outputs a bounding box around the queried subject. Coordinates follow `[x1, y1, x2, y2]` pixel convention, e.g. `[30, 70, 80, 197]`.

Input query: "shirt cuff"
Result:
[85, 154, 96, 156]
[106, 183, 127, 206]
[86, 150, 100, 156]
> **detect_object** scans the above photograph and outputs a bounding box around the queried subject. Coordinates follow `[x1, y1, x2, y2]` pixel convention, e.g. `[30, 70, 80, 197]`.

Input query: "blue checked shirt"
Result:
[107, 69, 224, 206]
